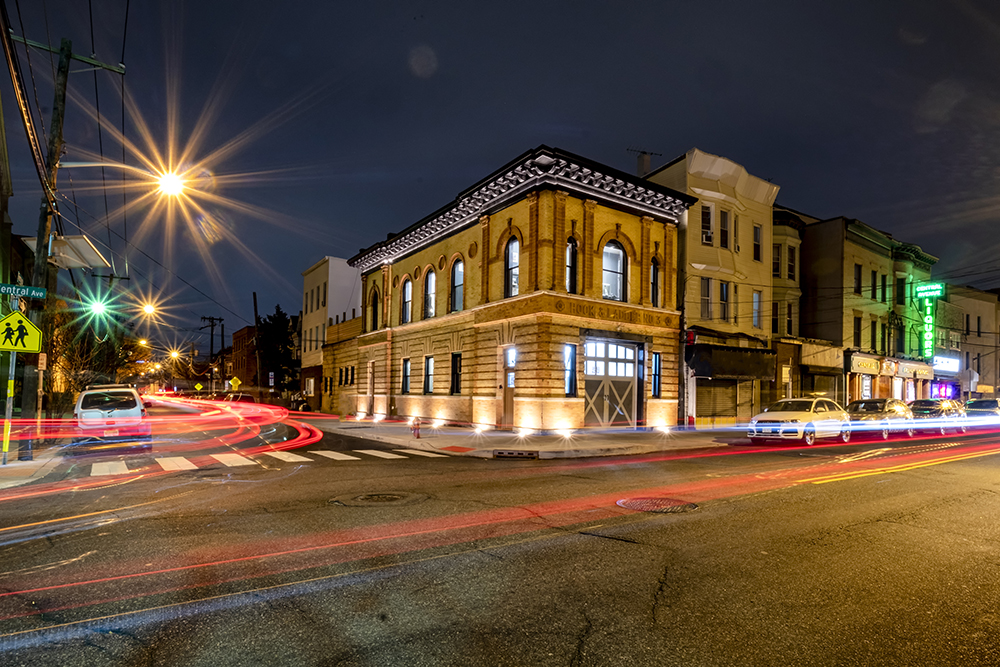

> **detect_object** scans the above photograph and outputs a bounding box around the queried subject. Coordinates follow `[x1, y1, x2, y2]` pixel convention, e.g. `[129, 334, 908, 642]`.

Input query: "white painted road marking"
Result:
[263, 451, 313, 463]
[91, 461, 129, 476]
[210, 453, 256, 466]
[156, 457, 198, 471]
[394, 449, 449, 458]
[354, 449, 407, 459]
[310, 451, 361, 461]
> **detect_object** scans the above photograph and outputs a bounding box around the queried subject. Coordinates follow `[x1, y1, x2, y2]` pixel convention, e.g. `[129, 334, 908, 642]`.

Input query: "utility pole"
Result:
[200, 316, 223, 393]
[12, 35, 124, 459]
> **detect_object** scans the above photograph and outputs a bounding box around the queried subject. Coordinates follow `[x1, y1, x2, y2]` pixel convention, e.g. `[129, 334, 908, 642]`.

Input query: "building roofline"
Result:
[348, 145, 696, 272]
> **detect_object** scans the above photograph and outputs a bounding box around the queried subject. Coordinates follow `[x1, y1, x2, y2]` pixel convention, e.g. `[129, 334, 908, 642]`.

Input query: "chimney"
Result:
[637, 152, 651, 178]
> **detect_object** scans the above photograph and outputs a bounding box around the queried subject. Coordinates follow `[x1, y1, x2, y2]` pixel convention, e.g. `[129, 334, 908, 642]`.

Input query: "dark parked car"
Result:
[846, 398, 915, 439]
[965, 398, 1000, 427]
[908, 399, 967, 435]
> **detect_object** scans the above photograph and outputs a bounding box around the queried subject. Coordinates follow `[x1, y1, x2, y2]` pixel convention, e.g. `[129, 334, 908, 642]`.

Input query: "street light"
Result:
[157, 171, 185, 196]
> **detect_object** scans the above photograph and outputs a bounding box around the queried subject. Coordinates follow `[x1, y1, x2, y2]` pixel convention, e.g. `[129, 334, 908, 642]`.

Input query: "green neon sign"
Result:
[915, 283, 944, 299]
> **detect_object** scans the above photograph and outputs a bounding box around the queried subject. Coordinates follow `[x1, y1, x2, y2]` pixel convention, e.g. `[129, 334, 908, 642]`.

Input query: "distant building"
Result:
[799, 216, 937, 404]
[941, 285, 997, 400]
[300, 257, 361, 411]
[231, 325, 258, 391]
[330, 145, 695, 430]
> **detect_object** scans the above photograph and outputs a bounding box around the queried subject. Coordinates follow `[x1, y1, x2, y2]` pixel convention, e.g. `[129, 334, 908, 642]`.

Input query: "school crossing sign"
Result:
[0, 312, 42, 353]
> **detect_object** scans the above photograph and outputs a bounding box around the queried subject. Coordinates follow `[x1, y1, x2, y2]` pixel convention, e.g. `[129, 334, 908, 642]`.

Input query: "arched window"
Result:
[602, 241, 626, 302]
[565, 238, 578, 294]
[650, 258, 660, 308]
[424, 271, 436, 319]
[401, 279, 412, 324]
[450, 260, 464, 312]
[369, 289, 380, 331]
[505, 237, 520, 298]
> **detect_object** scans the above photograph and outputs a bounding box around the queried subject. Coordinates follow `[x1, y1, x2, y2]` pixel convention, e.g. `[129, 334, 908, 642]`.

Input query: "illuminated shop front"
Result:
[931, 354, 960, 399]
[847, 352, 932, 404]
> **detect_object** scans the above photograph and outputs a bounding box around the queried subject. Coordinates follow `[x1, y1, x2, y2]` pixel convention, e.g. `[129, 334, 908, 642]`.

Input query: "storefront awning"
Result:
[686, 344, 776, 380]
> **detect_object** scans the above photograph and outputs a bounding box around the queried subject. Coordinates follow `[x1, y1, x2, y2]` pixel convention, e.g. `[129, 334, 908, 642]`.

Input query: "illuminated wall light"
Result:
[656, 425, 671, 434]
[356, 412, 366, 421]
[556, 429, 573, 438]
[373, 414, 385, 423]
[518, 428, 534, 437]
[474, 426, 484, 434]
[432, 419, 444, 428]
[407, 417, 415, 426]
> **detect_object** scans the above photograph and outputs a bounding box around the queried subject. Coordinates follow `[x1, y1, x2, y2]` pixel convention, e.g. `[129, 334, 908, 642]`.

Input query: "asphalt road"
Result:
[1, 426, 1000, 665]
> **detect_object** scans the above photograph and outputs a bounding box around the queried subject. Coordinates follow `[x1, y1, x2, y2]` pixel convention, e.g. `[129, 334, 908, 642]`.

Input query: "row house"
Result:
[325, 145, 695, 431]
[645, 149, 779, 427]
[935, 285, 999, 400]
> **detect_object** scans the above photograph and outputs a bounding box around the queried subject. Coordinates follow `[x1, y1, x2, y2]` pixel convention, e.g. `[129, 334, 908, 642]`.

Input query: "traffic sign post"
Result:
[0, 304, 44, 464]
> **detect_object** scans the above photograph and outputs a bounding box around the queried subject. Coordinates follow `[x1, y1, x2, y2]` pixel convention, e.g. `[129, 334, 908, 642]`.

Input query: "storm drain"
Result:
[493, 450, 539, 459]
[329, 492, 428, 507]
[616, 497, 698, 513]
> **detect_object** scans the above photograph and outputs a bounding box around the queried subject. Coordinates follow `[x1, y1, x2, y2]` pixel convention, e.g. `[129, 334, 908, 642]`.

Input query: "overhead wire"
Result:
[87, 0, 117, 279]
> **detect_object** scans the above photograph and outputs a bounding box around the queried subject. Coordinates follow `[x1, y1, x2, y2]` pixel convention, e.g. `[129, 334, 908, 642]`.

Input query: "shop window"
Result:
[566, 239, 578, 294]
[401, 359, 411, 394]
[505, 238, 519, 298]
[451, 260, 464, 313]
[564, 344, 577, 397]
[602, 241, 626, 301]
[424, 271, 436, 319]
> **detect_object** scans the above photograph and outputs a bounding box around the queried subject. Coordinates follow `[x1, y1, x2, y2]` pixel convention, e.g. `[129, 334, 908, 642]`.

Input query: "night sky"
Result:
[2, 0, 998, 352]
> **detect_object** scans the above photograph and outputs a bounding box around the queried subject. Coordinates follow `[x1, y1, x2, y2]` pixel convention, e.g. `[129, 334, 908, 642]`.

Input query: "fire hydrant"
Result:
[410, 418, 421, 439]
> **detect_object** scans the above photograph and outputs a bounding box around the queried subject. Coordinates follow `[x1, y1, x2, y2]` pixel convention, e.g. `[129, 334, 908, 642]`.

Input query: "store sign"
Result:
[933, 356, 959, 373]
[916, 282, 944, 360]
[850, 355, 880, 374]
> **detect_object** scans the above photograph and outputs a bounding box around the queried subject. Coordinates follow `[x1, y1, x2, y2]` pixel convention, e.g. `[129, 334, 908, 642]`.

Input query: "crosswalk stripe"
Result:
[394, 449, 449, 458]
[211, 453, 256, 467]
[156, 457, 198, 471]
[310, 450, 360, 461]
[91, 461, 129, 476]
[354, 449, 407, 459]
[264, 451, 312, 463]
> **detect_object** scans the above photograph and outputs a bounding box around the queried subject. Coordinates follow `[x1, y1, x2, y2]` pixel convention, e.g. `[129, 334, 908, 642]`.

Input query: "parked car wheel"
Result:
[879, 423, 890, 440]
[749, 437, 765, 445]
[906, 424, 916, 438]
[803, 425, 816, 446]
[840, 426, 851, 443]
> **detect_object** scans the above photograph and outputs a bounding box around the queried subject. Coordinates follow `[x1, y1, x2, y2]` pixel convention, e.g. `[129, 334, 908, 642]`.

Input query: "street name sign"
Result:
[0, 283, 46, 300]
[0, 312, 42, 353]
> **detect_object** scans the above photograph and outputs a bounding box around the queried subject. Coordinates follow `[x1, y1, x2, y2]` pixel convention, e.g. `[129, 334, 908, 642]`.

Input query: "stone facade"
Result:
[325, 146, 694, 430]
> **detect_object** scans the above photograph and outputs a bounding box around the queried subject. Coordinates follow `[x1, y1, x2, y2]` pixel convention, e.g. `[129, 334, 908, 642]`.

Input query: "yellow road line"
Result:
[805, 446, 1000, 484]
[0, 491, 193, 534]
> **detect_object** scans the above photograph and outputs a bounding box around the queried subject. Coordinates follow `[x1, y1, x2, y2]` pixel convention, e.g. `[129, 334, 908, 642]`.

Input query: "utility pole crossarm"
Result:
[9, 33, 125, 74]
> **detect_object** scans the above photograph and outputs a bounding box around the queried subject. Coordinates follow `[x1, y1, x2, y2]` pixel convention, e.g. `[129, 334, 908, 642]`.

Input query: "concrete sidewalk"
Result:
[0, 444, 64, 490]
[313, 419, 742, 459]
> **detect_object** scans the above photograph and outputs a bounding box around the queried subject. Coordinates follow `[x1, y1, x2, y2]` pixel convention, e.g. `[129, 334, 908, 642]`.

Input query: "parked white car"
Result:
[748, 397, 851, 445]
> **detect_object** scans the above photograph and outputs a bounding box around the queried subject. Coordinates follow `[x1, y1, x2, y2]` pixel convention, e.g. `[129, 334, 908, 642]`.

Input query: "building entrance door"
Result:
[583, 340, 637, 427]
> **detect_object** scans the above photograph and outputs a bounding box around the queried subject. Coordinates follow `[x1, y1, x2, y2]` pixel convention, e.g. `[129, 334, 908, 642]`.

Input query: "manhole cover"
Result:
[616, 497, 698, 513]
[329, 492, 428, 507]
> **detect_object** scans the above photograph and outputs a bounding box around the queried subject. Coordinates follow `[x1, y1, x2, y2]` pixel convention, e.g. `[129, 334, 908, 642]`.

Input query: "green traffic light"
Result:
[89, 301, 107, 316]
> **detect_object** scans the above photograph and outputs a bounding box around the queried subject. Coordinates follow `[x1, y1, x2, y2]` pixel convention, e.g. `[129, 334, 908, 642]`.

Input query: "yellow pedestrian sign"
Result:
[0, 312, 41, 353]
[230, 376, 242, 390]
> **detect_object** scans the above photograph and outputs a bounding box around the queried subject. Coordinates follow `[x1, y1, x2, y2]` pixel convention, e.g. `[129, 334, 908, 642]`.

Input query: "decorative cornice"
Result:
[349, 147, 693, 272]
